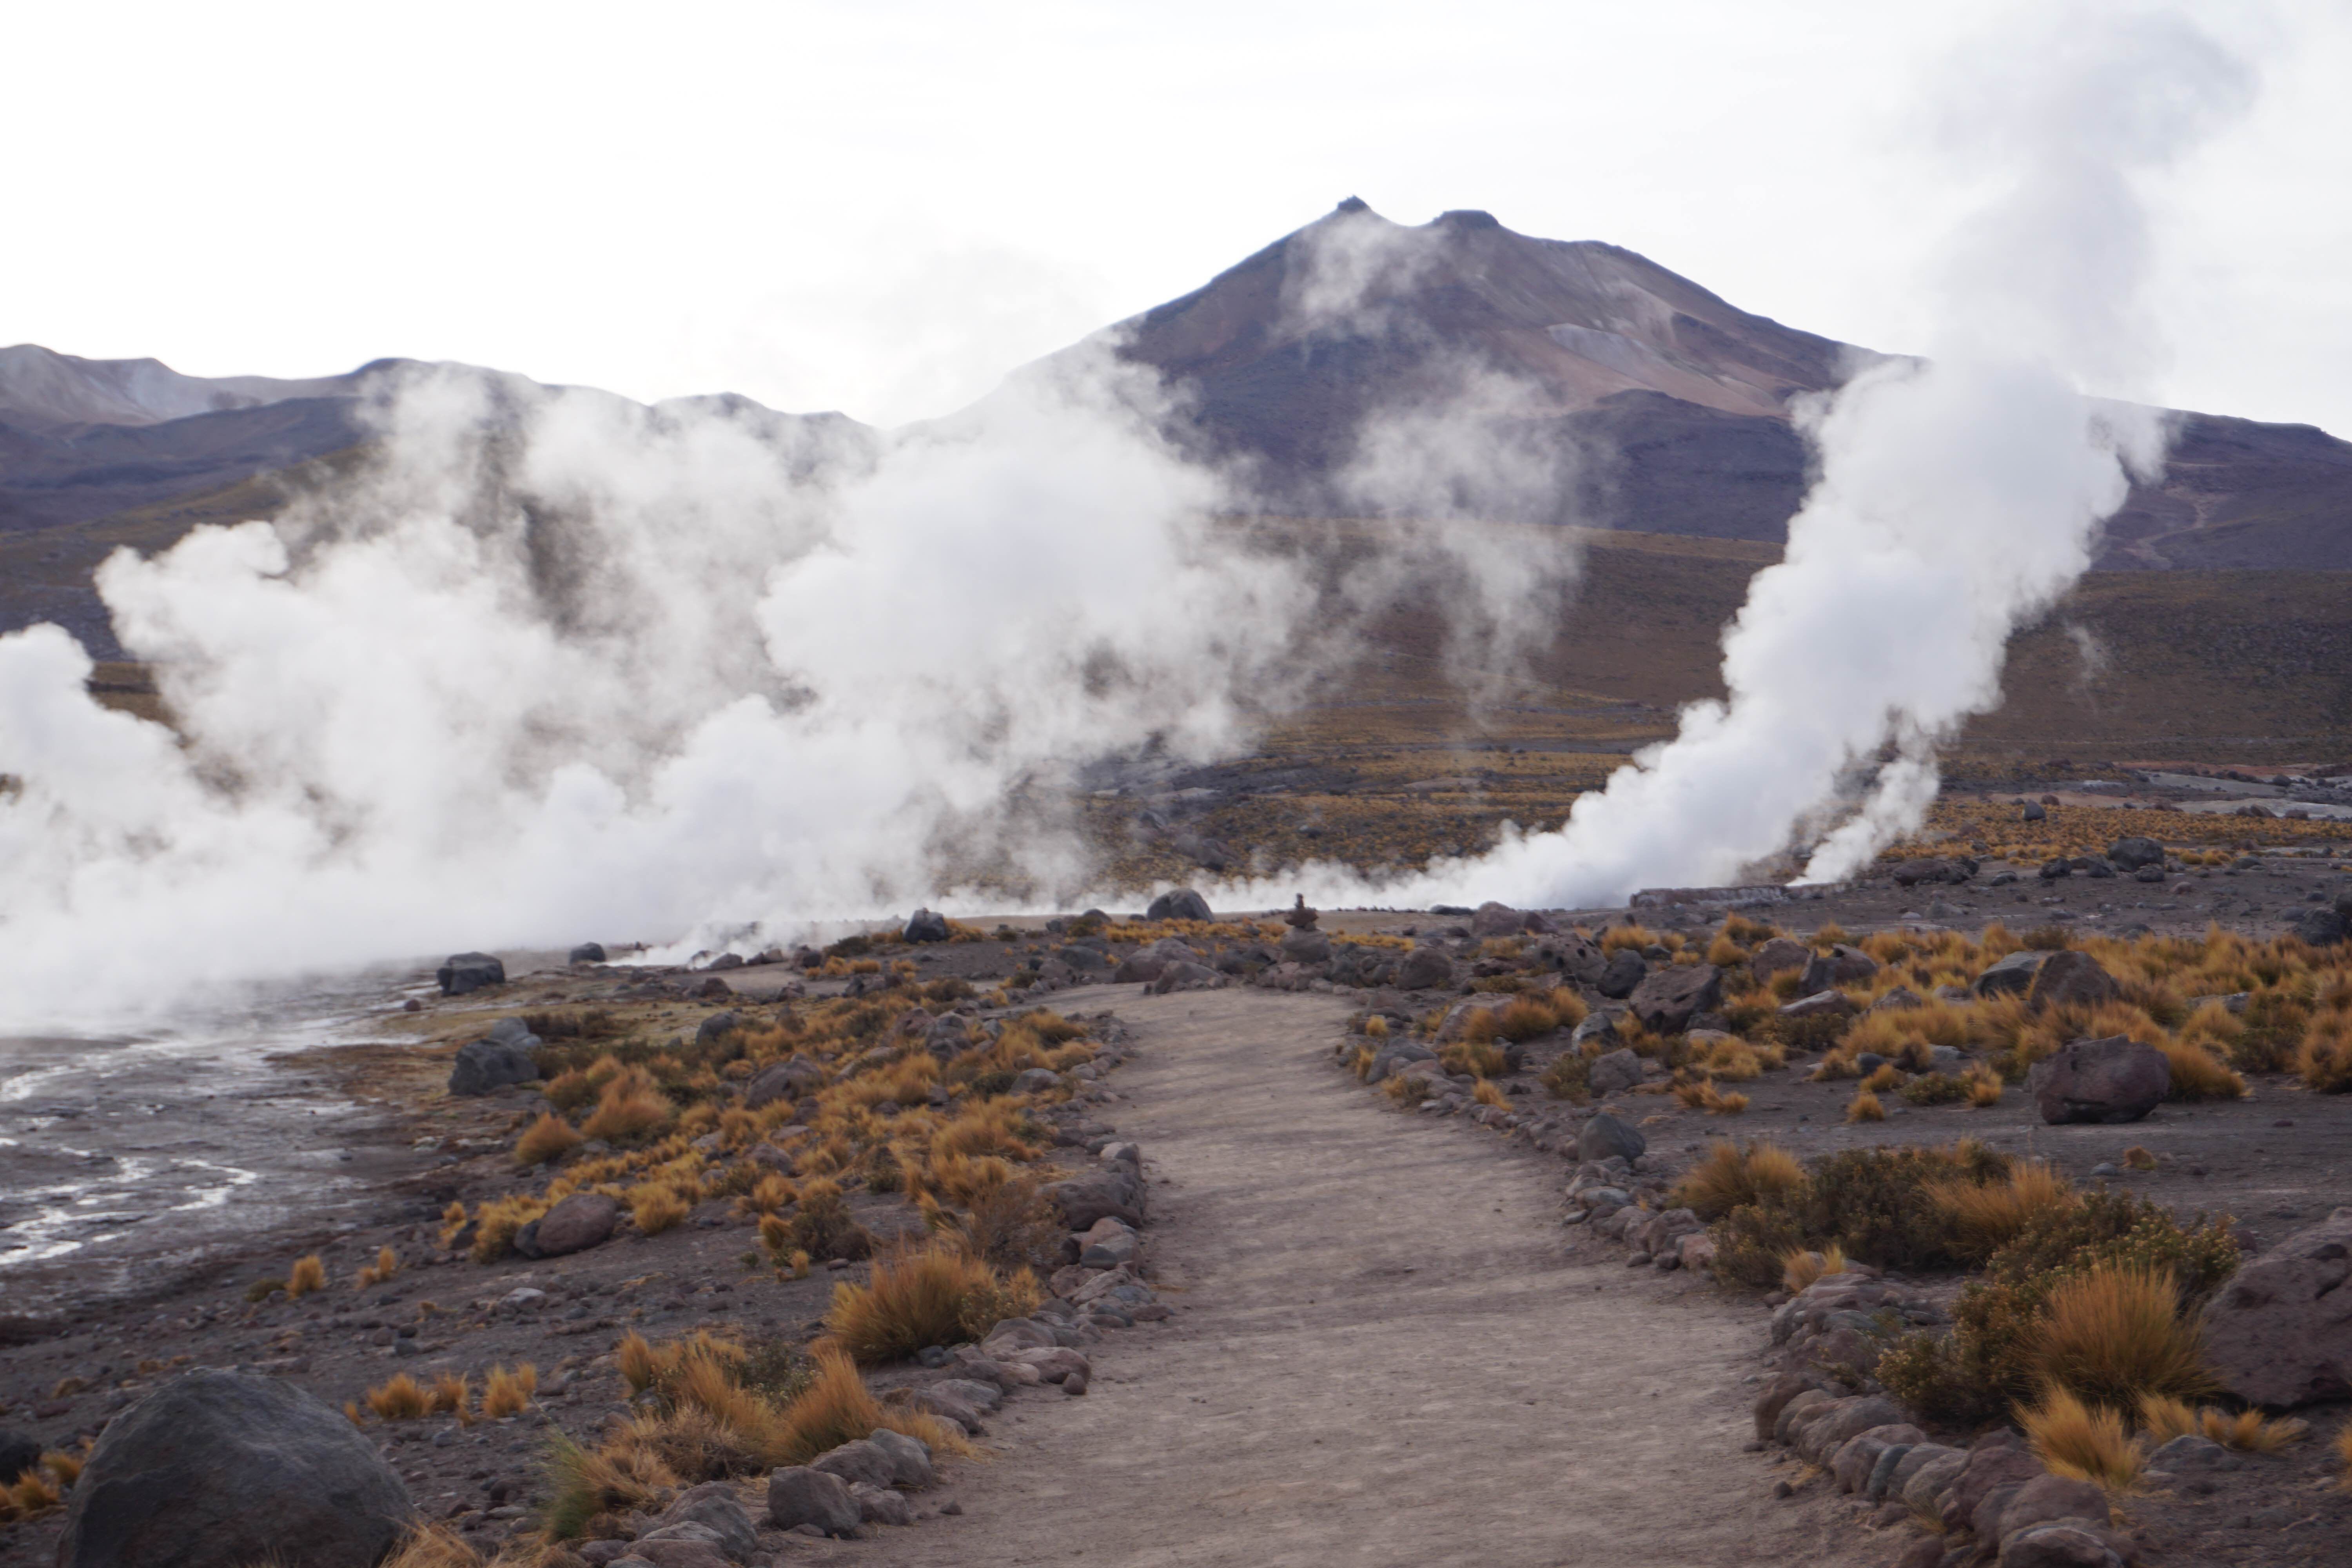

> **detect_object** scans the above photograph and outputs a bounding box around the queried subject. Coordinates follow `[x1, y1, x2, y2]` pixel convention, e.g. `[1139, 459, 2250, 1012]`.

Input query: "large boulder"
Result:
[1278, 927, 1332, 965]
[1470, 901, 1530, 937]
[650, 1484, 760, 1560]
[2029, 1036, 2170, 1125]
[1586, 1049, 1643, 1096]
[2201, 1207, 2352, 1407]
[809, 1438, 898, 1490]
[904, 909, 950, 944]
[568, 941, 608, 964]
[744, 1056, 826, 1109]
[56, 1369, 414, 1568]
[1145, 888, 1213, 922]
[1595, 949, 1646, 999]
[1540, 930, 1609, 985]
[2026, 950, 2121, 1011]
[865, 1428, 933, 1489]
[523, 1192, 621, 1258]
[2292, 907, 2347, 946]
[1050, 1168, 1146, 1230]
[1628, 963, 1722, 1035]
[693, 1010, 743, 1047]
[1396, 946, 1457, 990]
[1749, 937, 1811, 981]
[1799, 945, 1878, 993]
[766, 1465, 860, 1537]
[447, 1023, 541, 1097]
[436, 951, 505, 996]
[1975, 949, 2050, 997]
[2106, 837, 2165, 871]
[1578, 1112, 1646, 1163]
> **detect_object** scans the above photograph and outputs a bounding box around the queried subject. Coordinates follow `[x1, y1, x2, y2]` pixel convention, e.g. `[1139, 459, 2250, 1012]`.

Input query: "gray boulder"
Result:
[568, 942, 608, 964]
[766, 1465, 860, 1537]
[2025, 949, 2120, 1011]
[693, 1010, 742, 1047]
[1749, 937, 1811, 980]
[1578, 1112, 1646, 1163]
[56, 1369, 414, 1568]
[810, 1438, 898, 1490]
[1278, 927, 1332, 965]
[652, 1484, 759, 1560]
[1628, 963, 1722, 1035]
[1586, 1049, 1643, 1096]
[1396, 946, 1457, 990]
[1051, 1168, 1146, 1229]
[904, 909, 950, 943]
[2201, 1206, 2352, 1406]
[744, 1056, 826, 1108]
[1799, 945, 1878, 993]
[2292, 907, 2347, 946]
[448, 1033, 540, 1096]
[525, 1192, 620, 1258]
[435, 951, 505, 996]
[849, 1483, 913, 1526]
[1975, 949, 2051, 997]
[1595, 949, 1646, 998]
[1470, 901, 1529, 937]
[2029, 1035, 2170, 1125]
[2022, 800, 2046, 821]
[2106, 836, 2165, 871]
[864, 1428, 934, 1489]
[1145, 888, 1213, 922]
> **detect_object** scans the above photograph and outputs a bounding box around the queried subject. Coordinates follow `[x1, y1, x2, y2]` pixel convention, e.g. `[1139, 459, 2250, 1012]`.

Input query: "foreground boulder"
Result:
[519, 1192, 621, 1258]
[2029, 1035, 2169, 1124]
[1145, 888, 1213, 922]
[448, 1017, 541, 1096]
[436, 950, 505, 995]
[1628, 963, 1721, 1034]
[1595, 949, 1646, 998]
[767, 1465, 860, 1537]
[1051, 1167, 1146, 1229]
[2202, 1207, 2352, 1406]
[2025, 949, 2121, 1011]
[57, 1369, 414, 1568]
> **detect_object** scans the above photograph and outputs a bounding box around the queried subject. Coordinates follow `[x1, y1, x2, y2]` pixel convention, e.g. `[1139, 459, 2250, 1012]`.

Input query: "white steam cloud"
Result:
[1363, 2, 2254, 910]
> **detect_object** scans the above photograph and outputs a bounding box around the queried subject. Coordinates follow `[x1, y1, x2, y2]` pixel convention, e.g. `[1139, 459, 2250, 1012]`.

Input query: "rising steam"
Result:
[1381, 2, 2254, 909]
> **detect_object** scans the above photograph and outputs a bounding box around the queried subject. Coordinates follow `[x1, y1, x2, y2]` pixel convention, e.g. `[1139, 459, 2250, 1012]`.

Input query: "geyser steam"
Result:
[1410, 4, 2254, 910]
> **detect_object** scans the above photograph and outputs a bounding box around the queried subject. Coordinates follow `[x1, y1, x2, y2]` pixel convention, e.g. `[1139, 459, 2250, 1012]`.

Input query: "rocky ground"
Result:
[3, 829, 2350, 1566]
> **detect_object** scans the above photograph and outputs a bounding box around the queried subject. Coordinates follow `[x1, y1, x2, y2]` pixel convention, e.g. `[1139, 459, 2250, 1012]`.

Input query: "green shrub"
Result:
[1539, 1053, 1590, 1102]
[1900, 1073, 1969, 1105]
[1708, 1142, 2011, 1286]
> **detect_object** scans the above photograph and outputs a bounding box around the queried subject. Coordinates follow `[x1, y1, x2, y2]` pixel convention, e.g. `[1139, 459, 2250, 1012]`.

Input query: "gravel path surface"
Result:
[862, 987, 1882, 1568]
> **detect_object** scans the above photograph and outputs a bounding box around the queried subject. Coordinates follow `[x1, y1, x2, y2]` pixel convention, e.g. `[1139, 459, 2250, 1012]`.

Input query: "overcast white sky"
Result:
[5, 0, 2347, 433]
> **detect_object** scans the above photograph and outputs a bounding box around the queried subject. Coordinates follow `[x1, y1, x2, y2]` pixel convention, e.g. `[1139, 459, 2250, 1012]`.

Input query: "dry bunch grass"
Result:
[1846, 1087, 1886, 1123]
[366, 1373, 431, 1421]
[482, 1363, 537, 1419]
[1671, 1141, 1805, 1220]
[287, 1254, 327, 1298]
[1928, 1161, 2079, 1261]
[824, 1239, 1039, 1364]
[355, 1245, 401, 1290]
[1781, 1243, 1847, 1294]
[515, 1113, 582, 1166]
[628, 1184, 691, 1235]
[2032, 1266, 2217, 1410]
[2023, 1385, 2143, 1488]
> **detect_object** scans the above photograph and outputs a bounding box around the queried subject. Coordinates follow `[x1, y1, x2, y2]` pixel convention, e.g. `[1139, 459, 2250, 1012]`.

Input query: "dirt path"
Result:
[863, 988, 1882, 1568]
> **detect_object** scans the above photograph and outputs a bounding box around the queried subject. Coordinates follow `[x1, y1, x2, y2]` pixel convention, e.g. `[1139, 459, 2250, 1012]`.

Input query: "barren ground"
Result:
[841, 987, 1874, 1568]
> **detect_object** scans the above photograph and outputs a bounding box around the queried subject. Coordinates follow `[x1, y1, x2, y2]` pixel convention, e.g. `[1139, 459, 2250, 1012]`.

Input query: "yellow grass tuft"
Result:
[1363, 1014, 1390, 1039]
[355, 1244, 401, 1289]
[2158, 1039, 2246, 1102]
[2196, 1405, 2308, 1454]
[1929, 1160, 2079, 1261]
[514, 1112, 583, 1166]
[628, 1183, 691, 1235]
[428, 1372, 473, 1424]
[581, 1067, 674, 1143]
[736, 1173, 800, 1218]
[824, 1240, 1040, 1365]
[2122, 1145, 2157, 1171]
[1472, 1079, 1510, 1110]
[1859, 1063, 1905, 1094]
[286, 1254, 327, 1298]
[2336, 1420, 2352, 1489]
[2298, 1011, 2352, 1093]
[1781, 1242, 1847, 1294]
[1672, 1140, 1806, 1220]
[1846, 1087, 1886, 1123]
[366, 1373, 431, 1421]
[1965, 1065, 2005, 1107]
[482, 1362, 537, 1419]
[2023, 1384, 2143, 1488]
[2033, 1265, 2218, 1410]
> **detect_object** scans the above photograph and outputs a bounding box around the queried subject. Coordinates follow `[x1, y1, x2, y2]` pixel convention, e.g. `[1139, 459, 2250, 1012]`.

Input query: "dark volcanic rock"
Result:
[1628, 963, 1722, 1035]
[2106, 837, 2165, 871]
[1974, 949, 2049, 997]
[436, 951, 505, 996]
[1595, 949, 1646, 999]
[57, 1368, 414, 1568]
[2028, 1035, 2170, 1125]
[2201, 1206, 2352, 1407]
[526, 1192, 621, 1258]
[1145, 888, 1213, 923]
[1578, 1112, 1646, 1163]
[568, 941, 607, 964]
[1397, 946, 1457, 990]
[904, 909, 950, 943]
[2025, 949, 2121, 1011]
[0, 1428, 40, 1485]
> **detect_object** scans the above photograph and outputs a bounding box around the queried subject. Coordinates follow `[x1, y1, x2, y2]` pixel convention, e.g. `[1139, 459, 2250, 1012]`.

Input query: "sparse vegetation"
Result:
[2022, 1384, 2144, 1488]
[515, 1112, 582, 1165]
[1670, 1141, 1806, 1221]
[365, 1372, 431, 1420]
[825, 1240, 1039, 1364]
[286, 1254, 327, 1298]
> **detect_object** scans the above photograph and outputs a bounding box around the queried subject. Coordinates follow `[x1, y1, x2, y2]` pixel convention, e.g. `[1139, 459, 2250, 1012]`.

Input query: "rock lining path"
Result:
[864, 988, 1880, 1568]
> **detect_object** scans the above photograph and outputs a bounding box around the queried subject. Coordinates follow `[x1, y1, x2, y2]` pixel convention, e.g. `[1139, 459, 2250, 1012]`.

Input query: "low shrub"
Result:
[1927, 1160, 2078, 1263]
[1539, 1052, 1589, 1102]
[780, 1180, 873, 1262]
[365, 1373, 430, 1421]
[1900, 1073, 1967, 1105]
[1710, 1142, 2011, 1287]
[629, 1184, 691, 1235]
[2160, 1039, 2247, 1101]
[1781, 1242, 1846, 1293]
[581, 1067, 674, 1143]
[940, 1174, 1062, 1274]
[1846, 1087, 1886, 1123]
[2032, 1266, 2216, 1412]
[355, 1245, 401, 1289]
[287, 1254, 327, 1299]
[514, 1113, 582, 1166]
[481, 1363, 537, 1419]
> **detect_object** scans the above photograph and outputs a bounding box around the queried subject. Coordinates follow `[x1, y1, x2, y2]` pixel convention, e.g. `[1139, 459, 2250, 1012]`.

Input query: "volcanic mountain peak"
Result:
[0, 344, 384, 430]
[1120, 198, 1856, 425]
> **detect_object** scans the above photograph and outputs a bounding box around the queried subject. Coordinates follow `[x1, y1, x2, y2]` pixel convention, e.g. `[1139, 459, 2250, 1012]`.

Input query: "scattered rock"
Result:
[1586, 1049, 1643, 1096]
[2025, 950, 2121, 1011]
[864, 1428, 934, 1489]
[744, 1057, 826, 1109]
[2291, 907, 2347, 946]
[811, 1439, 899, 1490]
[652, 1484, 760, 1560]
[1799, 945, 1878, 993]
[1748, 937, 1811, 981]
[448, 1025, 541, 1097]
[2106, 837, 2164, 871]
[56, 1369, 416, 1568]
[1145, 889, 1213, 922]
[1628, 963, 1722, 1035]
[1278, 927, 1332, 965]
[1396, 947, 1457, 990]
[1779, 989, 1857, 1020]
[0, 1428, 40, 1486]
[2028, 1035, 2170, 1125]
[1470, 901, 1530, 937]
[1595, 949, 1647, 999]
[2201, 1205, 2352, 1406]
[693, 1011, 742, 1048]
[1578, 1112, 1646, 1163]
[568, 942, 607, 964]
[904, 909, 950, 943]
[522, 1192, 620, 1258]
[767, 1466, 860, 1538]
[1997, 1524, 2126, 1568]
[848, 1482, 913, 1526]
[1974, 949, 2049, 997]
[435, 951, 505, 996]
